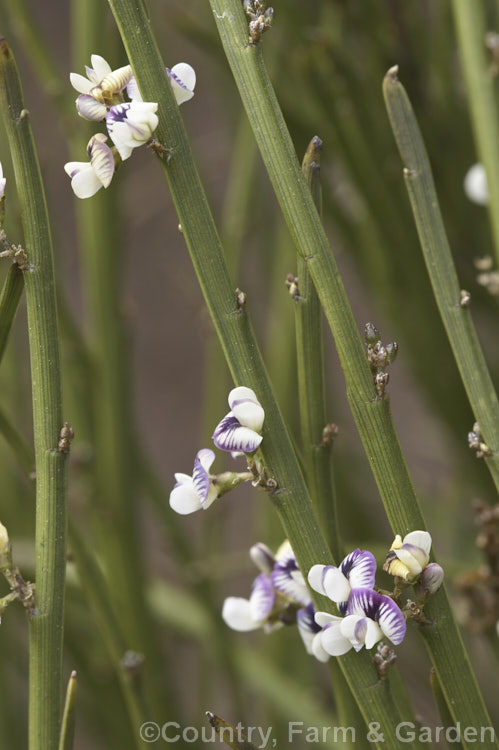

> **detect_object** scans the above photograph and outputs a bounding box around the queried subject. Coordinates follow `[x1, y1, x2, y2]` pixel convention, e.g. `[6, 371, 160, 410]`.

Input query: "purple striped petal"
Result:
[192, 448, 215, 506]
[376, 595, 407, 645]
[76, 94, 107, 121]
[347, 588, 406, 646]
[249, 574, 275, 621]
[271, 558, 310, 607]
[212, 413, 263, 453]
[340, 549, 376, 590]
[297, 603, 331, 660]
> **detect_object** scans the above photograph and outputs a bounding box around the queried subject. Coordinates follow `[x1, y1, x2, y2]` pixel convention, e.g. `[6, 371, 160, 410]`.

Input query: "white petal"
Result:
[90, 54, 112, 80]
[203, 485, 219, 510]
[222, 597, 260, 631]
[70, 72, 94, 94]
[70, 167, 103, 199]
[169, 483, 202, 515]
[320, 622, 353, 656]
[314, 611, 340, 628]
[127, 75, 142, 102]
[229, 387, 265, 432]
[76, 95, 107, 121]
[403, 530, 432, 556]
[196, 448, 216, 474]
[323, 567, 352, 604]
[312, 632, 330, 662]
[173, 472, 192, 485]
[275, 540, 293, 561]
[307, 564, 327, 595]
[464, 163, 489, 205]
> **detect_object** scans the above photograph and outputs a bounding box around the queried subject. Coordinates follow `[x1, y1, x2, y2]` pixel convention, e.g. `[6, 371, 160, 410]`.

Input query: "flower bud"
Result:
[418, 563, 444, 595]
[364, 322, 380, 346]
[0, 521, 10, 567]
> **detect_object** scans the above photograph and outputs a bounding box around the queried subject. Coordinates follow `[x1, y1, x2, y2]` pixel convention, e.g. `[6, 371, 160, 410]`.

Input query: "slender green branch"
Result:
[298, 136, 341, 561]
[58, 672, 77, 750]
[0, 265, 23, 364]
[430, 669, 464, 750]
[204, 3, 497, 745]
[107, 3, 421, 747]
[383, 67, 499, 494]
[0, 38, 67, 750]
[451, 0, 499, 265]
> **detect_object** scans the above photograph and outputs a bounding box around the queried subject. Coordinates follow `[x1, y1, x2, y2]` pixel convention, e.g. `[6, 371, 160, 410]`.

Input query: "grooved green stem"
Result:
[451, 0, 499, 265]
[383, 67, 499, 494]
[298, 136, 341, 561]
[107, 2, 419, 746]
[0, 38, 67, 750]
[206, 3, 497, 745]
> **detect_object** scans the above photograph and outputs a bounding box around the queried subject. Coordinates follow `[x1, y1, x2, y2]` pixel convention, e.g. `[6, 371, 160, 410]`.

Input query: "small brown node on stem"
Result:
[121, 650, 144, 682]
[244, 0, 274, 45]
[374, 642, 397, 681]
[468, 422, 493, 459]
[147, 138, 172, 163]
[235, 287, 247, 311]
[285, 273, 302, 302]
[321, 423, 339, 448]
[58, 422, 74, 453]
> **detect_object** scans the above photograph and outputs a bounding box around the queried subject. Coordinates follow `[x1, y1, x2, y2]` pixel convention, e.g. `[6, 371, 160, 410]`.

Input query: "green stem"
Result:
[106, 3, 421, 747]
[451, 0, 499, 265]
[383, 67, 499, 494]
[0, 38, 67, 750]
[206, 3, 497, 745]
[298, 136, 341, 561]
[430, 668, 464, 750]
[58, 672, 77, 750]
[0, 264, 23, 364]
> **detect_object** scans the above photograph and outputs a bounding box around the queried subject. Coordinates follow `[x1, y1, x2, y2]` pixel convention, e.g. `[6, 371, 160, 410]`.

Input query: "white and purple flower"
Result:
[315, 588, 407, 656]
[127, 63, 196, 106]
[169, 449, 218, 515]
[64, 133, 115, 199]
[213, 386, 265, 453]
[296, 603, 330, 662]
[105, 102, 159, 161]
[70, 54, 132, 120]
[383, 530, 432, 583]
[308, 548, 376, 614]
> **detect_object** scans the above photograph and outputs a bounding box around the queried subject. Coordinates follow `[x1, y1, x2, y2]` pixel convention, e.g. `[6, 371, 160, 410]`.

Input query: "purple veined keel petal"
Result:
[297, 604, 320, 654]
[340, 548, 377, 590]
[396, 544, 427, 574]
[89, 136, 115, 189]
[249, 573, 275, 621]
[271, 558, 310, 607]
[250, 543, 276, 574]
[320, 620, 353, 656]
[192, 449, 215, 506]
[212, 413, 263, 453]
[76, 95, 107, 121]
[169, 480, 202, 515]
[376, 595, 406, 645]
[169, 63, 196, 104]
[222, 597, 260, 632]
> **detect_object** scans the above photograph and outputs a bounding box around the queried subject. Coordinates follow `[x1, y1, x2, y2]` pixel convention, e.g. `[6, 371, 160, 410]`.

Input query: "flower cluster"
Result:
[64, 55, 195, 198]
[222, 541, 329, 662]
[169, 387, 265, 515]
[224, 531, 444, 663]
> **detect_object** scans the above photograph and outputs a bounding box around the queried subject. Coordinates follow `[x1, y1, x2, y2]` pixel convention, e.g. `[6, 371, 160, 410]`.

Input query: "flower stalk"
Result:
[0, 38, 68, 750]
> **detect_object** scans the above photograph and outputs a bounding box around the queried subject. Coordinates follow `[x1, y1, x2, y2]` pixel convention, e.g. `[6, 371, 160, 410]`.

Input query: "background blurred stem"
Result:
[0, 265, 23, 363]
[58, 671, 77, 750]
[383, 67, 499, 495]
[451, 0, 499, 265]
[0, 39, 67, 750]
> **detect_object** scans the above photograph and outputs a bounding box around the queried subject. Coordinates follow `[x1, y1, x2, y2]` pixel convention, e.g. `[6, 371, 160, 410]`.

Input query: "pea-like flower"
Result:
[308, 548, 376, 614]
[127, 63, 196, 106]
[105, 102, 159, 161]
[64, 133, 115, 199]
[0, 162, 6, 199]
[296, 603, 330, 662]
[212, 386, 264, 453]
[70, 54, 132, 121]
[464, 163, 488, 206]
[315, 588, 407, 656]
[418, 562, 444, 596]
[169, 449, 219, 515]
[383, 530, 432, 583]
